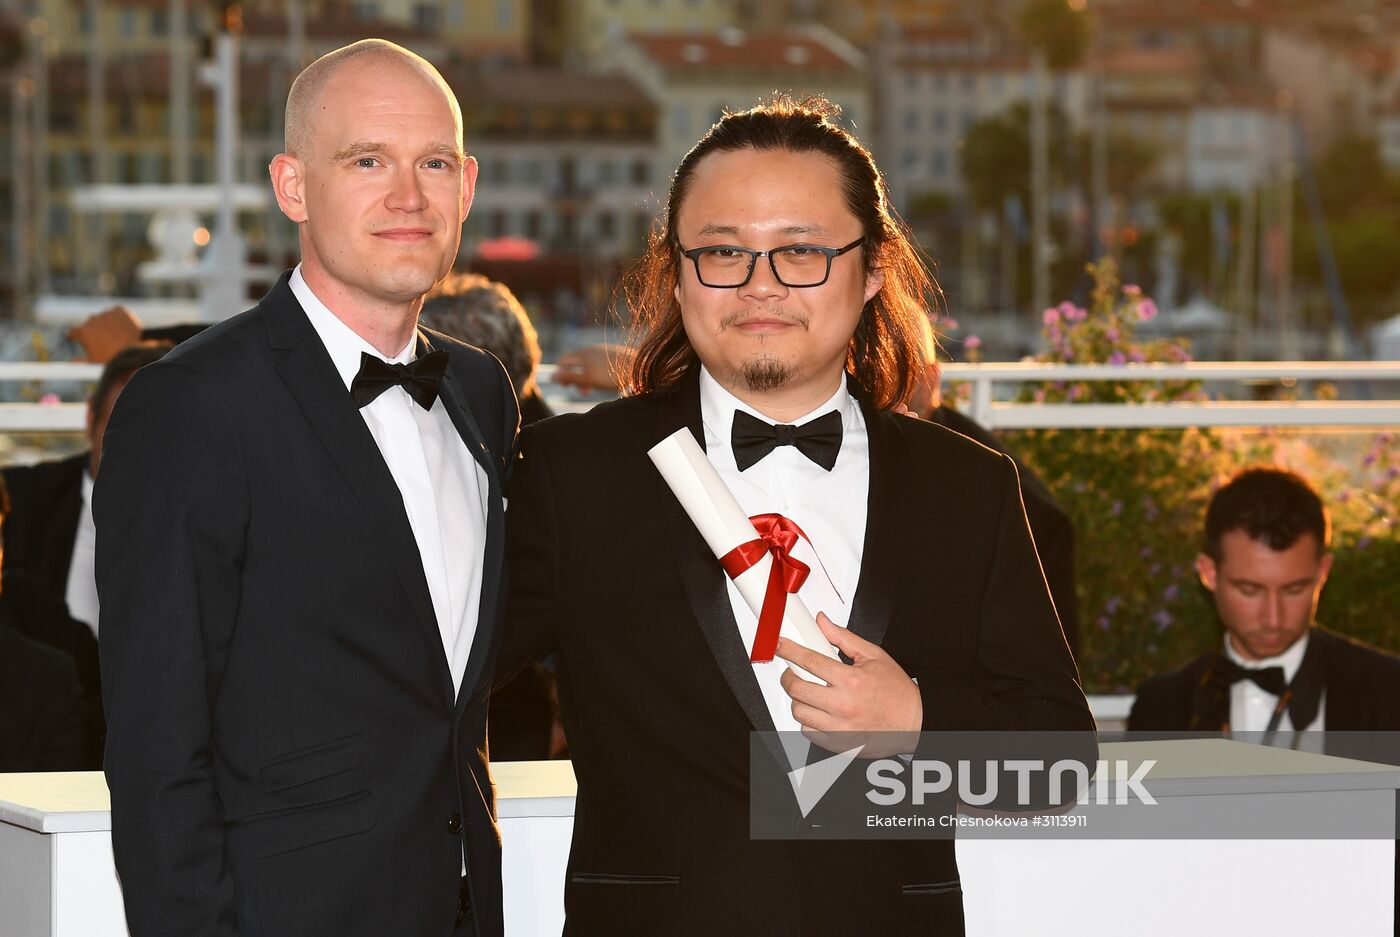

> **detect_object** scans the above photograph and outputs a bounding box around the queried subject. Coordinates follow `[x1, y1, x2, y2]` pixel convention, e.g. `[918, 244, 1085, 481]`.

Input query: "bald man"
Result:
[96, 41, 514, 937]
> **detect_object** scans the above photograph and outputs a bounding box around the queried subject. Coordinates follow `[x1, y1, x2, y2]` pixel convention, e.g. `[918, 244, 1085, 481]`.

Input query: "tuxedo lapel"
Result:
[426, 336, 507, 711]
[844, 401, 907, 654]
[654, 375, 776, 734]
[264, 284, 453, 706]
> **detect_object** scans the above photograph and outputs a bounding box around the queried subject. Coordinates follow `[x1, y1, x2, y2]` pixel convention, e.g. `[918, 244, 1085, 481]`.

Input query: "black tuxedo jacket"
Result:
[96, 273, 517, 937]
[501, 372, 1093, 937]
[1128, 627, 1400, 733]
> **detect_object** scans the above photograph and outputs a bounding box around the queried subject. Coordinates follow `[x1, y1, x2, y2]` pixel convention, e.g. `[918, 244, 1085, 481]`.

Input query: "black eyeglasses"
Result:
[678, 237, 865, 288]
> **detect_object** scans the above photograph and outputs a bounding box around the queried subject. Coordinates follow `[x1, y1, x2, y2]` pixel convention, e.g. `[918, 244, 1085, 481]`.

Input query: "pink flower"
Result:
[964, 335, 982, 350]
[1109, 351, 1127, 365]
[1043, 308, 1062, 326]
[1137, 298, 1158, 321]
[1064, 305, 1089, 323]
[1105, 327, 1120, 343]
[39, 393, 60, 406]
[1129, 349, 1146, 363]
[1123, 284, 1142, 298]
[943, 317, 959, 332]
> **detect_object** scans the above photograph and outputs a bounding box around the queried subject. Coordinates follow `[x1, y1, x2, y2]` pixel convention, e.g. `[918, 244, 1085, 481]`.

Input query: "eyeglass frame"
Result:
[676, 236, 866, 289]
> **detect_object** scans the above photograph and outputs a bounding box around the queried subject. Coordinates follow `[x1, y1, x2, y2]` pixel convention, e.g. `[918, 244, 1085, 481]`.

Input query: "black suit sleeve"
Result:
[920, 454, 1093, 733]
[1126, 675, 1180, 733]
[498, 424, 561, 688]
[95, 361, 248, 937]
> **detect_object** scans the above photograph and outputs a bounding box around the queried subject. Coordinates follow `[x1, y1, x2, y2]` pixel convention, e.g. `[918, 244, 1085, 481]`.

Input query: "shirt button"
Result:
[448, 814, 463, 834]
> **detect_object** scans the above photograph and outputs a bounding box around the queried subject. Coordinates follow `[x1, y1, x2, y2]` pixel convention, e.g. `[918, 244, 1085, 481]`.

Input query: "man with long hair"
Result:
[501, 96, 1090, 935]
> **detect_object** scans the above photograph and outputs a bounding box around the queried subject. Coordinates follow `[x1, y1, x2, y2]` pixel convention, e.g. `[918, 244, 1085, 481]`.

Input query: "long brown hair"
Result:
[621, 94, 939, 409]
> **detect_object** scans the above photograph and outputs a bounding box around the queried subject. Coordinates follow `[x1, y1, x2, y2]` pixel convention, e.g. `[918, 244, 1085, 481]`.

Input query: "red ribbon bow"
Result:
[719, 513, 813, 663]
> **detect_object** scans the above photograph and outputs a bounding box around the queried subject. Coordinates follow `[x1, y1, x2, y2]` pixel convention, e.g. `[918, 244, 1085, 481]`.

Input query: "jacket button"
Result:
[448, 814, 463, 834]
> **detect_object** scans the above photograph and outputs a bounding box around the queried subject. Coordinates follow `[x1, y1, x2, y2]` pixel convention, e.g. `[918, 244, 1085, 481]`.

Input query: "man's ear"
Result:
[1195, 553, 1218, 593]
[269, 154, 308, 224]
[460, 155, 478, 224]
[863, 266, 885, 303]
[1317, 551, 1334, 588]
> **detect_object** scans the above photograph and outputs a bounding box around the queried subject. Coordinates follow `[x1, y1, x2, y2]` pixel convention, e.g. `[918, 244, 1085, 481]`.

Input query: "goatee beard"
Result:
[740, 357, 792, 393]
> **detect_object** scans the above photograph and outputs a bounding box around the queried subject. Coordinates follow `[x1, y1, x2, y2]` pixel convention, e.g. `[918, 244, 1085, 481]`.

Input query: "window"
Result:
[904, 109, 918, 133]
[524, 211, 542, 240]
[933, 110, 946, 133]
[597, 211, 616, 240]
[630, 159, 649, 186]
[596, 159, 616, 185]
[351, 1, 378, 22]
[413, 4, 439, 31]
[120, 9, 137, 37]
[140, 152, 164, 184]
[490, 209, 508, 238]
[151, 7, 167, 35]
[932, 150, 947, 177]
[960, 73, 975, 93]
[934, 74, 947, 92]
[960, 111, 975, 132]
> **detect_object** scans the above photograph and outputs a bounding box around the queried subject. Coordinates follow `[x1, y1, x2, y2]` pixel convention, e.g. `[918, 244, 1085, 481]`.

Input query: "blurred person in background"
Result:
[1, 342, 170, 768]
[1129, 467, 1400, 735]
[0, 474, 87, 772]
[423, 273, 552, 427]
[422, 273, 564, 761]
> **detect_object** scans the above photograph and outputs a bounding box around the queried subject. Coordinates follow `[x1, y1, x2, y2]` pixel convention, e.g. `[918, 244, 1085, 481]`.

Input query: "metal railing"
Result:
[937, 360, 1400, 429]
[4, 360, 1399, 434]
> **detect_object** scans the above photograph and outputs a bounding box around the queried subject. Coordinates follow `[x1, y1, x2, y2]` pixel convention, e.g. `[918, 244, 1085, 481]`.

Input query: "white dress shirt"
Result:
[699, 367, 868, 737]
[1225, 632, 1325, 733]
[64, 469, 100, 637]
[291, 266, 487, 697]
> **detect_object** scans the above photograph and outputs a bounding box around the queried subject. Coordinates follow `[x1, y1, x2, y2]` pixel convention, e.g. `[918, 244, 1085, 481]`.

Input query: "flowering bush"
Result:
[992, 260, 1400, 693]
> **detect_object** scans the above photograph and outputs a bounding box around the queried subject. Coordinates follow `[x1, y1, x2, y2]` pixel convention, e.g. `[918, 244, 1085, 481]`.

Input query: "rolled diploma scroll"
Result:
[648, 427, 840, 678]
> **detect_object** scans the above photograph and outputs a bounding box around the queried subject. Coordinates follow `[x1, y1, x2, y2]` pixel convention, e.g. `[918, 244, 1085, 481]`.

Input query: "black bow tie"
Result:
[350, 350, 448, 411]
[1209, 656, 1288, 697]
[730, 409, 842, 472]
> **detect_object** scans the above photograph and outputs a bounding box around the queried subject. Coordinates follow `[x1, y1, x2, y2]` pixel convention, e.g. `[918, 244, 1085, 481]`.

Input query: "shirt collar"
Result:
[290, 264, 416, 392]
[1224, 629, 1311, 685]
[699, 365, 856, 446]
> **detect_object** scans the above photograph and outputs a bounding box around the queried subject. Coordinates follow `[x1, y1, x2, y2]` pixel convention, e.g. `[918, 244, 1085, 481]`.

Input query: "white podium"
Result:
[2, 741, 1397, 936]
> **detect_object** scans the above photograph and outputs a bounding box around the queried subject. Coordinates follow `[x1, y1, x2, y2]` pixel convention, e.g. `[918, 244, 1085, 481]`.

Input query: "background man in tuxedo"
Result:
[502, 96, 1091, 936]
[97, 40, 515, 937]
[1, 342, 169, 768]
[1129, 467, 1400, 734]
